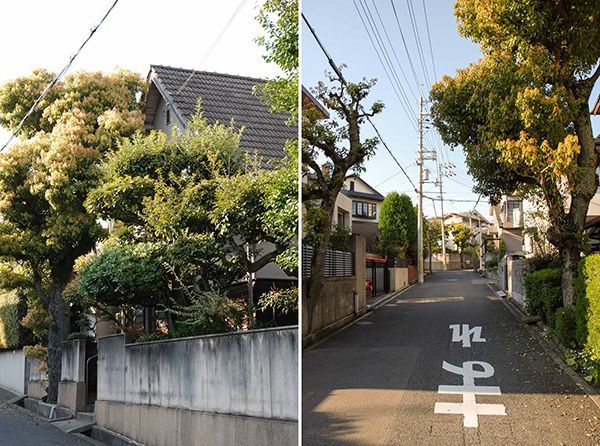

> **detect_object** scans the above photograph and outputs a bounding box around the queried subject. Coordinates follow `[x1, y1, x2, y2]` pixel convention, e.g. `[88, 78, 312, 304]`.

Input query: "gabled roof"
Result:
[592, 95, 600, 115]
[302, 86, 329, 119]
[341, 189, 385, 202]
[145, 65, 296, 163]
[342, 175, 385, 202]
[444, 211, 491, 225]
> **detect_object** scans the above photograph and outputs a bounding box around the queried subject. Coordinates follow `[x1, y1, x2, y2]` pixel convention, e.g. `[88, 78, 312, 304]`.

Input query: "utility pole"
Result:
[417, 96, 424, 284]
[438, 166, 447, 271]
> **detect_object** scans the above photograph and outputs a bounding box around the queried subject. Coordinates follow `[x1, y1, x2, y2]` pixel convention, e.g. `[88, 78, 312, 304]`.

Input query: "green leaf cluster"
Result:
[377, 192, 417, 260]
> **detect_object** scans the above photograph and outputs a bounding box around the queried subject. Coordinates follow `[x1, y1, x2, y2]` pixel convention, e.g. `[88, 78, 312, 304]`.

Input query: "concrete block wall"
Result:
[27, 357, 47, 400]
[301, 234, 367, 344]
[507, 258, 529, 307]
[96, 327, 298, 446]
[390, 267, 409, 291]
[0, 349, 26, 396]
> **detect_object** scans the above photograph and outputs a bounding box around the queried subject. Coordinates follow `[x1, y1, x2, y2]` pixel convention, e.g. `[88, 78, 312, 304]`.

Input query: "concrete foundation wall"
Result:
[97, 327, 297, 446]
[96, 400, 297, 446]
[0, 349, 25, 395]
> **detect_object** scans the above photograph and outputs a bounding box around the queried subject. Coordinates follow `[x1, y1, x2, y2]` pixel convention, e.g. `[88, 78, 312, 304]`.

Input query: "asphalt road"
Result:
[0, 400, 92, 446]
[303, 270, 600, 446]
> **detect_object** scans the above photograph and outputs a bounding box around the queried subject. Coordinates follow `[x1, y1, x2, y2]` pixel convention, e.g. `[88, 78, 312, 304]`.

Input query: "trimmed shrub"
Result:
[555, 307, 578, 349]
[575, 254, 600, 357]
[528, 252, 560, 272]
[523, 268, 562, 324]
[0, 289, 25, 350]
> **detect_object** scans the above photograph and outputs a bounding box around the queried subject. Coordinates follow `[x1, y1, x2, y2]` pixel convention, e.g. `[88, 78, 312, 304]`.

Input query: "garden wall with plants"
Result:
[523, 253, 600, 383]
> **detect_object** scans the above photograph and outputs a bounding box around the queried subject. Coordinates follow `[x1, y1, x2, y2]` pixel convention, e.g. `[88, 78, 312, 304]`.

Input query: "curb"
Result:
[306, 284, 416, 350]
[498, 294, 600, 411]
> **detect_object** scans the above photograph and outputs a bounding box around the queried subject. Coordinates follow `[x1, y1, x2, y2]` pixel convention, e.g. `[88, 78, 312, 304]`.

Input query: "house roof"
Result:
[145, 65, 296, 163]
[302, 86, 329, 119]
[592, 95, 600, 115]
[341, 189, 385, 202]
[444, 211, 491, 226]
[342, 175, 385, 202]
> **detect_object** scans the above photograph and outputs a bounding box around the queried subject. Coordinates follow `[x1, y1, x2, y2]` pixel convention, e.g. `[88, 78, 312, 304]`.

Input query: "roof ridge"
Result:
[150, 64, 268, 84]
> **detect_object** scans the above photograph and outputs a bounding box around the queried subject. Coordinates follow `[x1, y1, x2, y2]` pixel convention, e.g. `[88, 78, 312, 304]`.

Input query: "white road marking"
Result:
[434, 360, 506, 428]
[447, 279, 458, 281]
[449, 324, 486, 348]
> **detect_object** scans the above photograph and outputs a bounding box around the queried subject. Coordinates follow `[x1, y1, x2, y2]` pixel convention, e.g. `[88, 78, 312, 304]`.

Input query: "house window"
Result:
[350, 181, 355, 191]
[506, 200, 521, 223]
[166, 109, 171, 125]
[352, 200, 376, 219]
[337, 208, 350, 228]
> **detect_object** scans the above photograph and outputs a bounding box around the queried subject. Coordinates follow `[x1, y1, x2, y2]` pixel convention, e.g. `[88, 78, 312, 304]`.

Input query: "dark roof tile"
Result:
[150, 65, 296, 164]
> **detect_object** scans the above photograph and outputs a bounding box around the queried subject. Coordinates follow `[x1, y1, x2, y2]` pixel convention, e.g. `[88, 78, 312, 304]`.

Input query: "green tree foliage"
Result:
[68, 243, 165, 325]
[255, 0, 299, 120]
[0, 290, 25, 350]
[449, 223, 472, 269]
[524, 268, 563, 325]
[575, 254, 600, 357]
[0, 69, 145, 402]
[85, 108, 297, 327]
[302, 70, 383, 335]
[430, 0, 600, 306]
[378, 193, 417, 260]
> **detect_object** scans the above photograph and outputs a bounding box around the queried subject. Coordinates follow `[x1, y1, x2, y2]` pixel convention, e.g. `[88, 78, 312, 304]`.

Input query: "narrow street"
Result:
[303, 270, 600, 445]
[0, 400, 93, 446]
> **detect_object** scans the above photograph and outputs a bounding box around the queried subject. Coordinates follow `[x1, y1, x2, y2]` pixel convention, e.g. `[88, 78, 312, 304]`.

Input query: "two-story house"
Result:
[143, 64, 297, 298]
[340, 175, 385, 253]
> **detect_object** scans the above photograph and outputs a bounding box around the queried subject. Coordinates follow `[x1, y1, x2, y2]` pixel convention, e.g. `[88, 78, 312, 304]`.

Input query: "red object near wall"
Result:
[408, 265, 418, 284]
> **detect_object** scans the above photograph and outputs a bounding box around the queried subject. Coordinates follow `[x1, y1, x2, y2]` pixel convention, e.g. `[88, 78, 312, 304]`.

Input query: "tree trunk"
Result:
[547, 94, 598, 307]
[305, 196, 336, 338]
[46, 282, 69, 404]
[560, 243, 580, 307]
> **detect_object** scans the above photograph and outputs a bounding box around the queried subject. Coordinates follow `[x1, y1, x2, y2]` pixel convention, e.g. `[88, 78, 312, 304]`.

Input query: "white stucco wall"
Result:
[152, 96, 184, 137]
[0, 349, 26, 395]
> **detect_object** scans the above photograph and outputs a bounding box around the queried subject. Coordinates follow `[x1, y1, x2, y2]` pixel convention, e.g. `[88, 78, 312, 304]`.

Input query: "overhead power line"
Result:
[1, 0, 121, 151]
[352, 0, 417, 132]
[172, 0, 249, 99]
[303, 12, 438, 200]
[421, 0, 438, 82]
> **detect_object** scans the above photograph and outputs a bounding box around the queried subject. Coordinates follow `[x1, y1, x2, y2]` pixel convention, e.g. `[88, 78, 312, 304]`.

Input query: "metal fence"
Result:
[302, 245, 355, 278]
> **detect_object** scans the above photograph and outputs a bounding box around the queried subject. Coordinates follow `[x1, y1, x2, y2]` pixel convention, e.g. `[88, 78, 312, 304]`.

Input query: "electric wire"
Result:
[172, 0, 249, 99]
[421, 0, 438, 82]
[353, 0, 417, 131]
[303, 12, 436, 200]
[390, 0, 423, 95]
[1, 0, 121, 151]
[405, 0, 431, 88]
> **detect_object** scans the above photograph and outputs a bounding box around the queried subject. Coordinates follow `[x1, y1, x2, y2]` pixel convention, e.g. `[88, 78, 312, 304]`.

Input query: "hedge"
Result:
[575, 254, 600, 357]
[555, 306, 578, 349]
[0, 289, 24, 350]
[523, 267, 562, 325]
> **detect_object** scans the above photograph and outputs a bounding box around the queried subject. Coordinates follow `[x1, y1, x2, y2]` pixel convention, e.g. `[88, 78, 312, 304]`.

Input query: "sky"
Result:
[0, 0, 279, 146]
[302, 0, 600, 221]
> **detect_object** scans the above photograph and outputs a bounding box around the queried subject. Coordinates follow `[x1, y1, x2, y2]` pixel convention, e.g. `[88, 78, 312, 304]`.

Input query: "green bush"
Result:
[575, 254, 600, 357]
[523, 268, 562, 324]
[0, 290, 26, 350]
[528, 252, 560, 272]
[555, 307, 578, 349]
